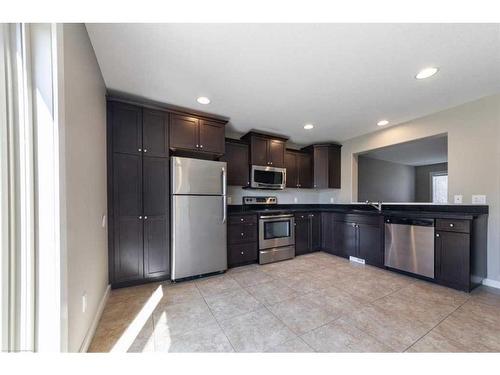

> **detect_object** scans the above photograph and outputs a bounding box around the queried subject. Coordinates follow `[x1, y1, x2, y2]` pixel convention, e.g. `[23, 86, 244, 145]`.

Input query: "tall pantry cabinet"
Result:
[107, 101, 170, 287]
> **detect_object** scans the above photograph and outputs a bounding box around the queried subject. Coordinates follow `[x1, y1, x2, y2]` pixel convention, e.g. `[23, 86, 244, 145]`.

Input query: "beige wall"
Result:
[322, 94, 500, 283]
[63, 24, 108, 352]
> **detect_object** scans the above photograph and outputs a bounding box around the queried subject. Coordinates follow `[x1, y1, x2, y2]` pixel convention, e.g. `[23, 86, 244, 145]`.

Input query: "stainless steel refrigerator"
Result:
[171, 156, 227, 280]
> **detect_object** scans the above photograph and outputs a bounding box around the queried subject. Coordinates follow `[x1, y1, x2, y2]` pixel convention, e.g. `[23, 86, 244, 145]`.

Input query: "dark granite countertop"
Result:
[227, 203, 488, 220]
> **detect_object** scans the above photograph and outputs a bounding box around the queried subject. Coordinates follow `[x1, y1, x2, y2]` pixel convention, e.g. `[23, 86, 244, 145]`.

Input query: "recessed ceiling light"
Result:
[415, 67, 439, 80]
[377, 120, 389, 126]
[196, 96, 210, 105]
[304, 124, 314, 130]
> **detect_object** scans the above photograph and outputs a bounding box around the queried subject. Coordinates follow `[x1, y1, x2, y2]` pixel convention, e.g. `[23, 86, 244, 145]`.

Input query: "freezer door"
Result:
[172, 195, 227, 280]
[171, 156, 227, 195]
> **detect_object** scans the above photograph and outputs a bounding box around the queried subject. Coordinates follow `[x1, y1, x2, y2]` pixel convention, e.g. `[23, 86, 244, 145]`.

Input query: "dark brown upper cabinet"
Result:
[242, 132, 287, 168]
[285, 150, 312, 188]
[302, 144, 342, 189]
[221, 139, 250, 186]
[143, 109, 169, 157]
[111, 102, 143, 155]
[170, 113, 225, 155]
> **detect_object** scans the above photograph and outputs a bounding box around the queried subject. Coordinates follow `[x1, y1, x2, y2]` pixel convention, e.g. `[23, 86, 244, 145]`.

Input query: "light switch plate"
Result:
[472, 195, 486, 204]
[454, 195, 463, 204]
[82, 292, 87, 313]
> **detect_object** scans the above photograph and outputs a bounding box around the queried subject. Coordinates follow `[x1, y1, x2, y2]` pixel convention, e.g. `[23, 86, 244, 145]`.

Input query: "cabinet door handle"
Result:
[139, 216, 143, 220]
[241, 233, 244, 236]
[144, 216, 148, 220]
[436, 233, 440, 238]
[240, 218, 244, 222]
[138, 148, 142, 152]
[196, 144, 199, 148]
[240, 251, 244, 255]
[143, 149, 148, 153]
[200, 144, 203, 148]
[449, 223, 454, 227]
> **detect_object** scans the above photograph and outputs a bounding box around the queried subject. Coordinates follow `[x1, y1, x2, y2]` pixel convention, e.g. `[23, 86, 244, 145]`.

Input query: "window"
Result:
[431, 172, 448, 203]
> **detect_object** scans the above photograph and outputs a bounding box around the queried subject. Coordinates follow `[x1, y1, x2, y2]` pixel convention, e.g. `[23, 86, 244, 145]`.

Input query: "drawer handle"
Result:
[449, 223, 454, 227]
[240, 251, 244, 255]
[241, 233, 244, 236]
[240, 218, 244, 222]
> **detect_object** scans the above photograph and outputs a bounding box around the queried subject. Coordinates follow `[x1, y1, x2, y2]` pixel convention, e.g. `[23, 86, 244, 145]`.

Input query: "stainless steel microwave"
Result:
[250, 165, 286, 190]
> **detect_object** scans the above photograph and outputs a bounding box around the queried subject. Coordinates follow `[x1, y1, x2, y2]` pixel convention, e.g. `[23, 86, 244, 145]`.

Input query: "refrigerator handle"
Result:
[222, 167, 227, 224]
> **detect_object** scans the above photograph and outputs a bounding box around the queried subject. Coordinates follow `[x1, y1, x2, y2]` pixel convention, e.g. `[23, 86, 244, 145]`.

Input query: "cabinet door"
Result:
[285, 152, 298, 188]
[199, 119, 225, 154]
[328, 146, 341, 188]
[321, 212, 335, 253]
[222, 141, 249, 186]
[333, 221, 357, 258]
[357, 223, 383, 267]
[143, 157, 169, 278]
[169, 114, 199, 151]
[297, 153, 313, 188]
[111, 102, 142, 155]
[268, 139, 285, 168]
[251, 136, 269, 166]
[113, 153, 143, 283]
[435, 231, 470, 290]
[310, 213, 321, 251]
[313, 146, 329, 189]
[143, 109, 169, 157]
[295, 214, 310, 255]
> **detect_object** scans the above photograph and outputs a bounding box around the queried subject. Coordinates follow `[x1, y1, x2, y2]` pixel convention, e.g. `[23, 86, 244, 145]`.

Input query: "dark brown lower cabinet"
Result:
[357, 222, 384, 267]
[295, 212, 321, 255]
[228, 214, 258, 267]
[435, 228, 470, 291]
[332, 220, 357, 258]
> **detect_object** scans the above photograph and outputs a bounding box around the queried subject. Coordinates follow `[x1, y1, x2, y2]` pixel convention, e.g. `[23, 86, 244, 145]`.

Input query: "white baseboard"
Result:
[79, 284, 111, 352]
[482, 278, 500, 289]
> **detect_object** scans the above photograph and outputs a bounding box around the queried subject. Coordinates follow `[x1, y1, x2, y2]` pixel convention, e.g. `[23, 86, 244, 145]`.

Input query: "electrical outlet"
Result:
[330, 197, 334, 203]
[472, 195, 486, 204]
[101, 214, 106, 228]
[293, 197, 298, 203]
[82, 292, 87, 313]
[454, 195, 463, 204]
[227, 196, 232, 204]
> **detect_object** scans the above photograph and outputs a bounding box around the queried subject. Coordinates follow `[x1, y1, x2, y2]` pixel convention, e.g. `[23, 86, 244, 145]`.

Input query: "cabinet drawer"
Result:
[436, 219, 470, 233]
[229, 214, 257, 225]
[228, 224, 257, 244]
[332, 213, 381, 225]
[228, 243, 258, 266]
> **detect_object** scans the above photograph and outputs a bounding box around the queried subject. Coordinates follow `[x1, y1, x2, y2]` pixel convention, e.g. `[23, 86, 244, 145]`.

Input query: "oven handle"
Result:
[260, 214, 294, 219]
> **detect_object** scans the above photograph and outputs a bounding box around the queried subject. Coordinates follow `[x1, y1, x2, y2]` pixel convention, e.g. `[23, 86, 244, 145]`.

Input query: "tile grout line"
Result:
[194, 279, 238, 353]
[403, 294, 473, 352]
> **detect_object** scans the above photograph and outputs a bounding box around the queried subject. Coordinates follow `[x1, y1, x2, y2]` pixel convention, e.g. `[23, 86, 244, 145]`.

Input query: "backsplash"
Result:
[227, 186, 340, 205]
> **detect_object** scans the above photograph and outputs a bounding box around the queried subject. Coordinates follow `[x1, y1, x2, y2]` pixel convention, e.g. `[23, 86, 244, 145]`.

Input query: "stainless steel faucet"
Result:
[365, 200, 383, 212]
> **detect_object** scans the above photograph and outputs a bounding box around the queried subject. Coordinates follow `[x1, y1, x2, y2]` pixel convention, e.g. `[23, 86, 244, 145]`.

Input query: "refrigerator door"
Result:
[172, 195, 227, 280]
[171, 156, 227, 195]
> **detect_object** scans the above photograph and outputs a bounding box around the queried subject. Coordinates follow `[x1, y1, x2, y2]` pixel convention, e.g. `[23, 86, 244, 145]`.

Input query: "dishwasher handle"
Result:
[385, 217, 434, 227]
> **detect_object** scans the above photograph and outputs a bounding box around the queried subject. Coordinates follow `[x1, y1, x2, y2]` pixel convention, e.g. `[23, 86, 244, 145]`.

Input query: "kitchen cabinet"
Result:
[227, 213, 258, 267]
[221, 139, 250, 186]
[108, 100, 170, 288]
[170, 113, 225, 155]
[302, 144, 342, 189]
[294, 212, 321, 255]
[285, 150, 312, 188]
[242, 132, 287, 168]
[435, 219, 473, 291]
[328, 214, 383, 266]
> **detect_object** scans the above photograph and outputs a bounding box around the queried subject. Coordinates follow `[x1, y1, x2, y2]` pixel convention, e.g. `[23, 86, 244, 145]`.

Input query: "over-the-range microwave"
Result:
[250, 165, 286, 190]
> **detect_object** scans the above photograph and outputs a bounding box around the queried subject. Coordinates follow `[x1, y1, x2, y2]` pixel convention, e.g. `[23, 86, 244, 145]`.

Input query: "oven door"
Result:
[251, 166, 286, 189]
[259, 214, 295, 249]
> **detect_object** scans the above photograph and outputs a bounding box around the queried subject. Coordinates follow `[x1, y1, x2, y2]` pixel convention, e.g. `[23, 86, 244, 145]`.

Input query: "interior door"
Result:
[113, 153, 143, 282]
[169, 114, 199, 151]
[171, 195, 227, 280]
[199, 119, 225, 154]
[111, 102, 142, 155]
[143, 156, 169, 278]
[143, 109, 169, 157]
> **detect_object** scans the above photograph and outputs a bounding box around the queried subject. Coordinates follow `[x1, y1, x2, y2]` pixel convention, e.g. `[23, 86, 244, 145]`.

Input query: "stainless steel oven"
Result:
[258, 213, 295, 264]
[250, 165, 286, 190]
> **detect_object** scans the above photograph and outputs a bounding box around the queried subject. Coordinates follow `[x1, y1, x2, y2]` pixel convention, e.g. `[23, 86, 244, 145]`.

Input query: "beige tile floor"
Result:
[89, 252, 500, 353]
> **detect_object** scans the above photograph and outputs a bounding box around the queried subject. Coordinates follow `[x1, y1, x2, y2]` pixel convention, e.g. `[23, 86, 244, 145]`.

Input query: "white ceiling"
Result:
[86, 23, 500, 144]
[360, 134, 448, 166]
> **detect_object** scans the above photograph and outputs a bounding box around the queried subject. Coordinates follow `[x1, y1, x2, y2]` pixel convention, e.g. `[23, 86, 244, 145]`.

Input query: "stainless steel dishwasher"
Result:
[384, 217, 435, 279]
